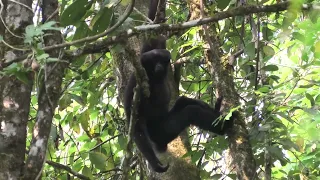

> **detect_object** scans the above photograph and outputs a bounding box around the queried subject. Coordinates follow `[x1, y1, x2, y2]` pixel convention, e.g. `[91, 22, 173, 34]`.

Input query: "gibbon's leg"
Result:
[151, 96, 234, 152]
[133, 119, 169, 172]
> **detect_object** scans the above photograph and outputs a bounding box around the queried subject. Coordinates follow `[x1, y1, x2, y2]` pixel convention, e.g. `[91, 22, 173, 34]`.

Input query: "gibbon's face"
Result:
[141, 49, 171, 81]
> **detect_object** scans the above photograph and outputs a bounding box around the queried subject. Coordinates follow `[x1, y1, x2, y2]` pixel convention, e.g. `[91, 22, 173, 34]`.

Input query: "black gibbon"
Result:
[124, 49, 171, 172]
[123, 0, 235, 173]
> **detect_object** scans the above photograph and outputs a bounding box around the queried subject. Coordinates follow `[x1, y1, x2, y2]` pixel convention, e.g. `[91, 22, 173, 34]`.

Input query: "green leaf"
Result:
[217, 0, 231, 10]
[315, 94, 320, 103]
[257, 86, 270, 93]
[298, 84, 314, 88]
[261, 65, 279, 71]
[268, 75, 280, 82]
[89, 152, 107, 170]
[279, 139, 299, 151]
[82, 166, 94, 180]
[118, 135, 127, 149]
[70, 116, 80, 134]
[81, 71, 89, 80]
[39, 21, 61, 31]
[301, 51, 309, 62]
[267, 146, 287, 166]
[258, 124, 271, 131]
[36, 53, 49, 61]
[59, 94, 72, 111]
[314, 41, 320, 53]
[13, 71, 30, 84]
[244, 42, 255, 59]
[46, 58, 63, 63]
[309, 9, 320, 24]
[211, 174, 223, 179]
[263, 45, 275, 56]
[305, 93, 315, 106]
[49, 124, 58, 140]
[191, 150, 204, 163]
[275, 112, 295, 124]
[91, 7, 113, 34]
[70, 94, 85, 106]
[292, 32, 305, 42]
[79, 110, 90, 131]
[60, 0, 93, 26]
[73, 22, 92, 42]
[262, 26, 273, 40]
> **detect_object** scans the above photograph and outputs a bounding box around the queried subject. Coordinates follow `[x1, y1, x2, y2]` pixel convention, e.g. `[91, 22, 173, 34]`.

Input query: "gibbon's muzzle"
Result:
[155, 63, 164, 73]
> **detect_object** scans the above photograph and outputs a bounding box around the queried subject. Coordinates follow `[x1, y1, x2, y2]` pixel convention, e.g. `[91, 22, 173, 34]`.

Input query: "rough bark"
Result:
[188, 0, 257, 179]
[0, 0, 33, 179]
[23, 0, 67, 179]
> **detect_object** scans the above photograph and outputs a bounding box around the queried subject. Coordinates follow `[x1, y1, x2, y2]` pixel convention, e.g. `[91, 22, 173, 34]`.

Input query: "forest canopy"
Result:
[0, 0, 320, 180]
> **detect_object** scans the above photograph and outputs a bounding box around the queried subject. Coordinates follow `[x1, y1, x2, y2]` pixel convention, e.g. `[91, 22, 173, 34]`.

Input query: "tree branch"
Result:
[61, 1, 296, 50]
[121, 85, 141, 179]
[46, 161, 90, 180]
[1, 2, 311, 69]
[47, 0, 135, 52]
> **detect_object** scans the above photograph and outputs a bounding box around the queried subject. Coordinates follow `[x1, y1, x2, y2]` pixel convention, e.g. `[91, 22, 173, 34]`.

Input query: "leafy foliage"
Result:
[9, 0, 320, 179]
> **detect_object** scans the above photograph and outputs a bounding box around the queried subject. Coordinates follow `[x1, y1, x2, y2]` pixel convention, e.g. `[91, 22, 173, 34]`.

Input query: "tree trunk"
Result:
[111, 1, 201, 179]
[187, 0, 257, 179]
[23, 0, 67, 179]
[0, 0, 66, 179]
[0, 0, 33, 179]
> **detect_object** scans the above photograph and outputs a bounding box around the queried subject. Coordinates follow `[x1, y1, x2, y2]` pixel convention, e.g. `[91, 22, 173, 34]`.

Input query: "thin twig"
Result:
[89, 134, 122, 152]
[46, 161, 90, 180]
[9, 0, 33, 11]
[134, 7, 153, 23]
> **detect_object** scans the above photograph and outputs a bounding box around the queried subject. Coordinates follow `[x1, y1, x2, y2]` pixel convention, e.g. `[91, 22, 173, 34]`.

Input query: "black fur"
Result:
[123, 0, 235, 173]
[149, 96, 234, 152]
[123, 49, 171, 172]
[123, 0, 170, 172]
[123, 51, 235, 172]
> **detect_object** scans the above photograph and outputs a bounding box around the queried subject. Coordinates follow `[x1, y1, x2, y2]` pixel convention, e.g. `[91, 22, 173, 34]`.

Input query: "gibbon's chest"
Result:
[150, 82, 170, 104]
[139, 82, 170, 115]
